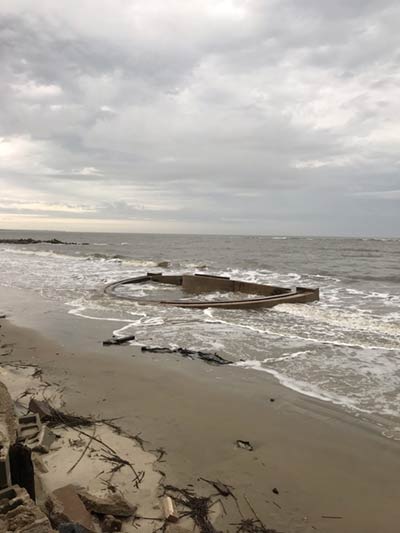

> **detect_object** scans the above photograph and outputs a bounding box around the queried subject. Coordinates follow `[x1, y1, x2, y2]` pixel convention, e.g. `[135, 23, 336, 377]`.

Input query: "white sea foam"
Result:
[2, 239, 400, 439]
[234, 359, 364, 411]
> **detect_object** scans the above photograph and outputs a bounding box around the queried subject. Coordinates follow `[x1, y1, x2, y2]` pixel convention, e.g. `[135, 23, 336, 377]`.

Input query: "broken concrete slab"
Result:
[77, 489, 137, 518]
[45, 485, 94, 531]
[29, 399, 54, 421]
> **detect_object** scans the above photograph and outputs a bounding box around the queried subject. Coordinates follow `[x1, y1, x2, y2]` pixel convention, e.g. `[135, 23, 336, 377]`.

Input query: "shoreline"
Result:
[1, 291, 400, 531]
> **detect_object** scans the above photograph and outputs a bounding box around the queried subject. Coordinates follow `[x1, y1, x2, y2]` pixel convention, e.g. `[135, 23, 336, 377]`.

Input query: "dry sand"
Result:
[1, 310, 400, 533]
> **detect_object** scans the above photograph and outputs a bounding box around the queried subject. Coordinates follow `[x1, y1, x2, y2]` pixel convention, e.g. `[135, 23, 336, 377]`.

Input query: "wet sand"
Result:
[1, 298, 400, 532]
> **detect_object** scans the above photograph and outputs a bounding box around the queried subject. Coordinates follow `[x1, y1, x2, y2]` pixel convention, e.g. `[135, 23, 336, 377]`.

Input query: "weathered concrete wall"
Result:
[0, 382, 17, 489]
[182, 275, 234, 293]
[148, 274, 183, 286]
[233, 281, 290, 296]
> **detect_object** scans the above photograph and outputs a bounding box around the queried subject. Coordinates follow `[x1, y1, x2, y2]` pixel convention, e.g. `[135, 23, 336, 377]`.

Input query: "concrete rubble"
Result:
[45, 485, 94, 531]
[0, 373, 221, 533]
[0, 485, 54, 532]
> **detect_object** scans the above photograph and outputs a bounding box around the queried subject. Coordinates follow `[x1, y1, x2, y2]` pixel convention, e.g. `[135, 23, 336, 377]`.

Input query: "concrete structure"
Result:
[104, 273, 319, 310]
[0, 382, 17, 490]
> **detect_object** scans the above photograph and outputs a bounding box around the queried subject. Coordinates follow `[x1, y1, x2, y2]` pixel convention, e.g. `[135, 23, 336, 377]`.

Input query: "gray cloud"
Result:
[0, 0, 399, 236]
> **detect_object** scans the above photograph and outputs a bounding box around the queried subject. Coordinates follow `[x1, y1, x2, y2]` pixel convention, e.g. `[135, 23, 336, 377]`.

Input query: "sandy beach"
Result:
[1, 290, 400, 533]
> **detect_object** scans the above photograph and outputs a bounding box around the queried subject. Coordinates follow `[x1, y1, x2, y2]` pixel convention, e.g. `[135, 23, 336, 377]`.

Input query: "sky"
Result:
[0, 0, 399, 236]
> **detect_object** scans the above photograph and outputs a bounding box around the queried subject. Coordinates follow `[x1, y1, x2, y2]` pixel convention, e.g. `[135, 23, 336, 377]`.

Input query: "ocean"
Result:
[1, 229, 400, 439]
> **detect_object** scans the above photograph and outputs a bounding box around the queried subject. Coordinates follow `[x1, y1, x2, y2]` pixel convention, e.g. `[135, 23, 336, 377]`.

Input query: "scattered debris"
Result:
[269, 399, 275, 403]
[321, 515, 343, 519]
[164, 485, 218, 533]
[232, 496, 279, 533]
[77, 489, 137, 518]
[162, 495, 179, 523]
[29, 401, 94, 429]
[103, 335, 136, 346]
[236, 440, 253, 452]
[0, 315, 6, 319]
[45, 484, 95, 531]
[272, 488, 279, 495]
[141, 346, 232, 365]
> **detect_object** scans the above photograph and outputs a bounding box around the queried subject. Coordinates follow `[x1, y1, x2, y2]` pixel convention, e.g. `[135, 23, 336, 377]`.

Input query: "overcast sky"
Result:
[0, 0, 399, 236]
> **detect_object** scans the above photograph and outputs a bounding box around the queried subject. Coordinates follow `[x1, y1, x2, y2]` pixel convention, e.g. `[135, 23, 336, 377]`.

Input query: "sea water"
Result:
[1, 230, 399, 439]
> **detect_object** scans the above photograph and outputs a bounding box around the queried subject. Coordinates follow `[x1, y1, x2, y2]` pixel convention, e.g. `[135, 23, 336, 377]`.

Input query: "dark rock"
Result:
[272, 487, 279, 495]
[157, 261, 170, 268]
[236, 440, 254, 451]
[101, 515, 122, 533]
[0, 238, 87, 246]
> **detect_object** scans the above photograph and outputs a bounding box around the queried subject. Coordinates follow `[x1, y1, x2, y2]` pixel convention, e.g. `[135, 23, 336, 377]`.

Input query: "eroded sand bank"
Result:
[1, 307, 400, 532]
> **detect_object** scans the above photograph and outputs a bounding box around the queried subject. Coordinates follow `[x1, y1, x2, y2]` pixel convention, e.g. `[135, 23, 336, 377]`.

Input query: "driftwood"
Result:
[141, 346, 231, 365]
[199, 478, 233, 498]
[103, 335, 136, 346]
[40, 407, 93, 429]
[164, 485, 219, 533]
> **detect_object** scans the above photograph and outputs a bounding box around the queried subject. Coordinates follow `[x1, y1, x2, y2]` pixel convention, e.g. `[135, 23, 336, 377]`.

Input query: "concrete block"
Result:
[29, 425, 57, 453]
[0, 453, 11, 490]
[0, 485, 18, 502]
[17, 413, 41, 441]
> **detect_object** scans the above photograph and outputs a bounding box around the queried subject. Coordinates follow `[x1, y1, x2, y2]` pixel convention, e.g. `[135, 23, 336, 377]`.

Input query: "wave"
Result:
[273, 304, 400, 338]
[346, 274, 400, 284]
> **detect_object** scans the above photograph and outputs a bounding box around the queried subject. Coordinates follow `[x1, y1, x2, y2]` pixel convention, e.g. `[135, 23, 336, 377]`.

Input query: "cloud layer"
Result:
[1, 0, 399, 235]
